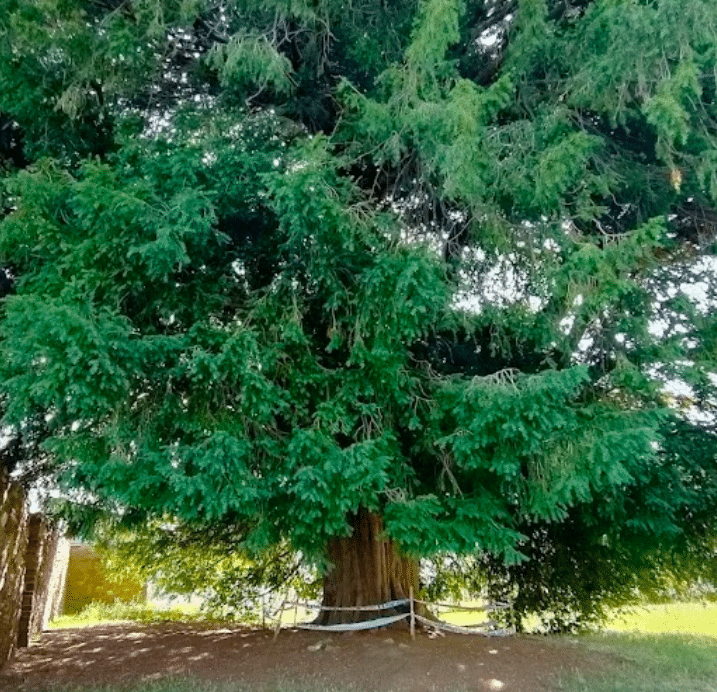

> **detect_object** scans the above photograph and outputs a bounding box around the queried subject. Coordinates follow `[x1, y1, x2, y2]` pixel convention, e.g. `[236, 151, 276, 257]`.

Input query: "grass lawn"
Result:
[606, 601, 717, 637]
[47, 600, 212, 629]
[555, 632, 717, 692]
[555, 600, 717, 692]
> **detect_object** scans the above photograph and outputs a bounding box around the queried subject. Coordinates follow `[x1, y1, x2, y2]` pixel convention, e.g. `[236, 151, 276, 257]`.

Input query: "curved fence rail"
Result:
[268, 591, 514, 638]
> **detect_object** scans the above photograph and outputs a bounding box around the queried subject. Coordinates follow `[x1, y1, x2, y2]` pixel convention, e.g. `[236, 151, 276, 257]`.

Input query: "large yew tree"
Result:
[2, 0, 717, 628]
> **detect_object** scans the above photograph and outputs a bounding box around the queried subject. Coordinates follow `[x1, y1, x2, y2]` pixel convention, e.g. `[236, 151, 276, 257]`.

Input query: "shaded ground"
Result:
[0, 622, 615, 692]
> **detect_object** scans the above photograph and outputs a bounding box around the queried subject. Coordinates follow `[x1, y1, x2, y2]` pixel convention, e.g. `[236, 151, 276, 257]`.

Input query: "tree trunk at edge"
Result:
[316, 507, 430, 627]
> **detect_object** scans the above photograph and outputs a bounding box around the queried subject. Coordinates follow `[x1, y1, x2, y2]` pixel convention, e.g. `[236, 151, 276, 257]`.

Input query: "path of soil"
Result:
[0, 623, 614, 692]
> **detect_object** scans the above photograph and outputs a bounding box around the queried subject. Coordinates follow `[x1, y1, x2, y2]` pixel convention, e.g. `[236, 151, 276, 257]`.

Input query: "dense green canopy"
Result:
[1, 0, 717, 629]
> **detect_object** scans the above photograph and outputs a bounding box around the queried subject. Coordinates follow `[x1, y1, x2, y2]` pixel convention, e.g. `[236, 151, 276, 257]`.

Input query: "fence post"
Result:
[273, 594, 287, 641]
[409, 586, 415, 640]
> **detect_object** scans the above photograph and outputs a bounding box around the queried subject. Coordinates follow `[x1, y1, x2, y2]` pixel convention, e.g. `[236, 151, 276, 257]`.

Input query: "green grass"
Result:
[555, 632, 717, 692]
[552, 600, 717, 692]
[439, 598, 717, 636]
[47, 600, 217, 629]
[605, 601, 717, 637]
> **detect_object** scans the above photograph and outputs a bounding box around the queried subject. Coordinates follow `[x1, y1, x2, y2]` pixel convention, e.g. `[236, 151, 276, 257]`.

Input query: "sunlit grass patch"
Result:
[442, 598, 717, 636]
[428, 600, 501, 628]
[606, 601, 717, 637]
[47, 600, 217, 629]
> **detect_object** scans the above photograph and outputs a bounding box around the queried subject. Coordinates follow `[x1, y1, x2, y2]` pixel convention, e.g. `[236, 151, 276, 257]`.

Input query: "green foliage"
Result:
[207, 32, 294, 97]
[478, 416, 717, 632]
[1, 0, 717, 629]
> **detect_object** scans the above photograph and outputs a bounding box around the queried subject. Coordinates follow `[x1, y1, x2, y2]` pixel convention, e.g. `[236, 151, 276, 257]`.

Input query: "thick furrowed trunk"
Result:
[316, 507, 429, 627]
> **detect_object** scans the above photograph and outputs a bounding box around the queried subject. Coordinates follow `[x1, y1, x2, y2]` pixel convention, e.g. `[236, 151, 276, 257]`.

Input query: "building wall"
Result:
[62, 543, 146, 615]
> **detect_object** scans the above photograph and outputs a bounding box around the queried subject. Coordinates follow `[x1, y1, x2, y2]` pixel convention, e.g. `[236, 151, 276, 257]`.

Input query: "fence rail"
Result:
[268, 592, 514, 639]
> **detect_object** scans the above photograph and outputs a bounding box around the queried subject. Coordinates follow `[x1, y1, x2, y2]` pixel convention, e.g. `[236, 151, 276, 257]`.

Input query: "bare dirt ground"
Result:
[0, 623, 615, 692]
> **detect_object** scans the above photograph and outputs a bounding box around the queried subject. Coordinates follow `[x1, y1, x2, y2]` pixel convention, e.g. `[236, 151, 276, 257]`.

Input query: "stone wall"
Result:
[17, 516, 70, 647]
[0, 469, 28, 667]
[0, 470, 69, 669]
[41, 534, 70, 628]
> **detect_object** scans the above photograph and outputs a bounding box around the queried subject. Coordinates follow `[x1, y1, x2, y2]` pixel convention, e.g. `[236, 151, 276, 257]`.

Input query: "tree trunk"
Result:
[316, 507, 429, 627]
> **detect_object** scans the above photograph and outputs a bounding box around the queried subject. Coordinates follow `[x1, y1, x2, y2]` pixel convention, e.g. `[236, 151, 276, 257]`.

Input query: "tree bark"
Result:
[316, 507, 429, 627]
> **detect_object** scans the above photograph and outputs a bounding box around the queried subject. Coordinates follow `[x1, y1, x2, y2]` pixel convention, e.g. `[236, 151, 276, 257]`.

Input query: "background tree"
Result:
[1, 0, 717, 629]
[92, 518, 319, 622]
